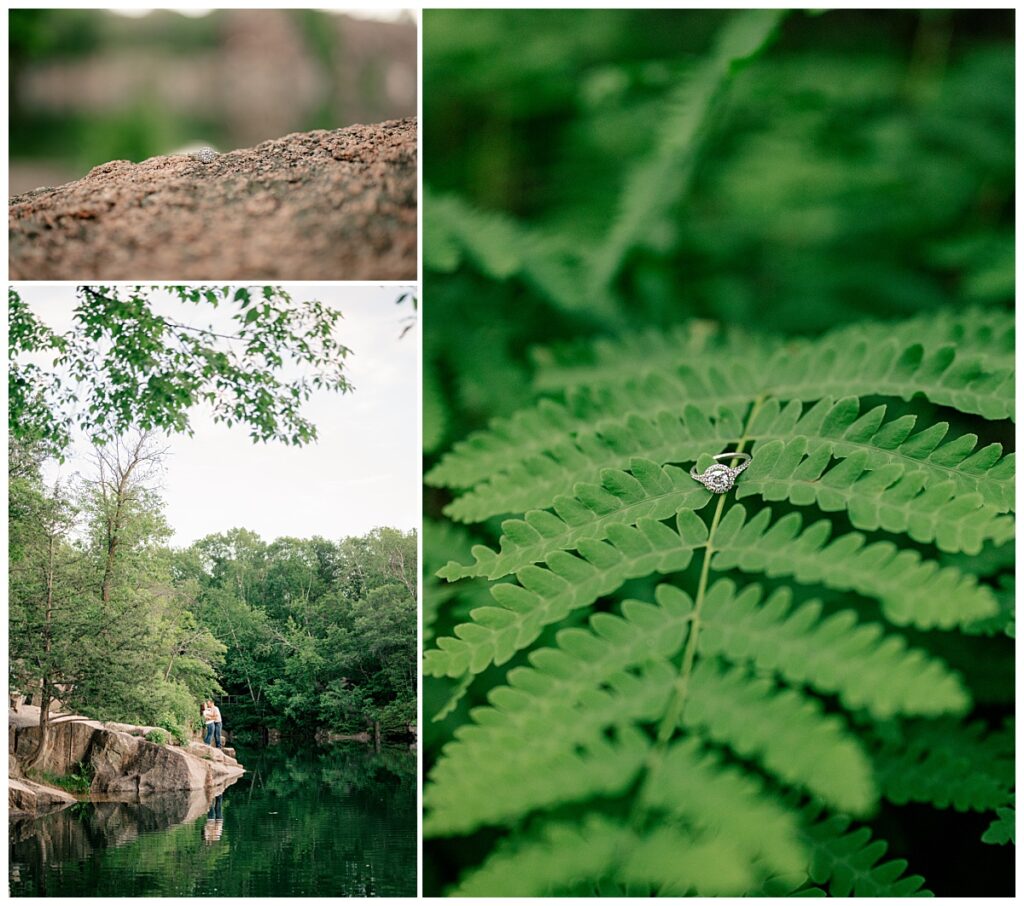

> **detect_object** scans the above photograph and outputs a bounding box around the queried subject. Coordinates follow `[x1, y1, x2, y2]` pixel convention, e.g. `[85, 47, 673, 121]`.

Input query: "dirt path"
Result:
[9, 117, 416, 280]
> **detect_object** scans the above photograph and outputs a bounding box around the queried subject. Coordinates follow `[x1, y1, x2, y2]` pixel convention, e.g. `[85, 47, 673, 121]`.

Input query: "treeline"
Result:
[9, 431, 416, 750]
[178, 525, 417, 739]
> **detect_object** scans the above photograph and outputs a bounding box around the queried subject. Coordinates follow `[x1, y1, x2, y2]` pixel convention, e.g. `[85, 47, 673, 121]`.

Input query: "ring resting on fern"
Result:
[690, 451, 751, 493]
[425, 305, 1014, 896]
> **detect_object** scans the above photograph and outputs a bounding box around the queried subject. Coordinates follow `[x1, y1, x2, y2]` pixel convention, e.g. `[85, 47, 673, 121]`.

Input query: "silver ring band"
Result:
[690, 451, 751, 493]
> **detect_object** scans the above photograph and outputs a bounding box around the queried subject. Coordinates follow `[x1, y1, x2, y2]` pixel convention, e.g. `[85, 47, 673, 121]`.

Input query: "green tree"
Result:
[9, 285, 352, 455]
[183, 528, 417, 740]
[9, 432, 219, 757]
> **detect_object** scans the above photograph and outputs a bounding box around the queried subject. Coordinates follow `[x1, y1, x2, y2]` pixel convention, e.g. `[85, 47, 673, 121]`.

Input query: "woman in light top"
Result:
[202, 700, 223, 748]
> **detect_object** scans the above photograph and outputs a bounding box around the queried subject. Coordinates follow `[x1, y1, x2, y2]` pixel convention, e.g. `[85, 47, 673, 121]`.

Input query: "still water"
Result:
[9, 741, 416, 897]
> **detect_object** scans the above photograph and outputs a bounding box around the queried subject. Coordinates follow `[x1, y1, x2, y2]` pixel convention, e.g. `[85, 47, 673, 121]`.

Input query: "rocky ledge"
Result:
[9, 707, 244, 817]
[9, 117, 416, 280]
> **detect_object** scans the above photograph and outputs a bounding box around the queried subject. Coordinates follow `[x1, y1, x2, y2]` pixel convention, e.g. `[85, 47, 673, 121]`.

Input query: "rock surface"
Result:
[9, 777, 77, 817]
[9, 707, 244, 808]
[9, 117, 416, 279]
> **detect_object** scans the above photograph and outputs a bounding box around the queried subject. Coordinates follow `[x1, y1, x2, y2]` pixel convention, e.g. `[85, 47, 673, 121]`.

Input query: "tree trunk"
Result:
[24, 685, 52, 771]
[26, 528, 58, 771]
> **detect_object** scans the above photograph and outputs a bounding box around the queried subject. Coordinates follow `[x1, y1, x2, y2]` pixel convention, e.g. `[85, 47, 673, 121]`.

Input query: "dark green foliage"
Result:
[37, 761, 94, 794]
[423, 8, 1013, 896]
[178, 527, 418, 738]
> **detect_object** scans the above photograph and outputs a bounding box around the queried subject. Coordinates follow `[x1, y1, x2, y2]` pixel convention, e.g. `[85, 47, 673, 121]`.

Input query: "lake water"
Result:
[9, 741, 417, 897]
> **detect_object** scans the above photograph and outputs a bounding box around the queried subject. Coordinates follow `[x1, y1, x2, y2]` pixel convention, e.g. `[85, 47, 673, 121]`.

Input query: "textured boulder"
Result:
[10, 708, 244, 803]
[9, 117, 416, 279]
[9, 777, 76, 817]
[86, 727, 213, 794]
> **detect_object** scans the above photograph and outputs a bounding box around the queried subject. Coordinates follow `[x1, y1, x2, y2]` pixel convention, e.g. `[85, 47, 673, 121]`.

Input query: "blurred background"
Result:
[423, 7, 1013, 441]
[9, 7, 417, 195]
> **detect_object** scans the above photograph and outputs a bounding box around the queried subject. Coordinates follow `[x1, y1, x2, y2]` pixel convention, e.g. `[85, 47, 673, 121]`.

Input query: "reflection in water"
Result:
[203, 795, 224, 845]
[10, 743, 416, 897]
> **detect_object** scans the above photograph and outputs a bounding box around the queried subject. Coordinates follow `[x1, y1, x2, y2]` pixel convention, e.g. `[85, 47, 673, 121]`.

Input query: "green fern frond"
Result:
[436, 399, 740, 519]
[639, 736, 807, 877]
[426, 581, 968, 842]
[425, 380, 737, 494]
[432, 393, 1013, 525]
[533, 307, 1013, 393]
[426, 304, 1012, 893]
[424, 518, 487, 642]
[425, 516, 705, 678]
[426, 579, 881, 830]
[873, 719, 1014, 813]
[533, 315, 1014, 421]
[983, 800, 1015, 846]
[737, 438, 1014, 555]
[429, 500, 994, 679]
[684, 659, 875, 813]
[438, 400, 1012, 578]
[447, 737, 810, 895]
[829, 306, 1014, 372]
[591, 8, 786, 296]
[452, 811, 789, 897]
[449, 818, 633, 897]
[443, 749, 932, 896]
[530, 320, 780, 397]
[438, 461, 712, 581]
[531, 330, 764, 393]
[423, 187, 599, 319]
[804, 812, 933, 897]
[712, 505, 998, 630]
[695, 580, 970, 719]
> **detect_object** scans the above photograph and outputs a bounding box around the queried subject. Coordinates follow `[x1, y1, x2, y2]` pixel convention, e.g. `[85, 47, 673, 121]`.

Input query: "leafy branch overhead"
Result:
[8, 285, 352, 453]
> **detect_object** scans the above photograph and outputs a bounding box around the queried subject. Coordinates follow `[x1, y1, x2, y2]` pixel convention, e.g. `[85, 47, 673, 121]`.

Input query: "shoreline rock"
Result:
[313, 728, 372, 743]
[8, 777, 77, 817]
[9, 707, 245, 816]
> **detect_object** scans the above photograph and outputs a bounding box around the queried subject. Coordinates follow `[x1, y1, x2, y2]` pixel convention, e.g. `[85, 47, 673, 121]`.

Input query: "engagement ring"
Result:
[191, 147, 218, 164]
[690, 452, 751, 494]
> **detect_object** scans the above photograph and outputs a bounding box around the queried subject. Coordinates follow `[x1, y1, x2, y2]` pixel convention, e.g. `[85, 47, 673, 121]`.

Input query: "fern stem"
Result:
[618, 395, 768, 840]
[655, 395, 764, 746]
[618, 399, 767, 894]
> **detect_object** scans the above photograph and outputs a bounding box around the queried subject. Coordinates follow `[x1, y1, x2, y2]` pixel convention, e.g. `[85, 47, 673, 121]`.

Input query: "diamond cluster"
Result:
[192, 147, 218, 164]
[697, 464, 735, 494]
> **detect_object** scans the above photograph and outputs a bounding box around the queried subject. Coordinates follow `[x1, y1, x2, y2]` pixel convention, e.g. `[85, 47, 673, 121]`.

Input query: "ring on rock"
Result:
[191, 147, 218, 164]
[689, 452, 751, 494]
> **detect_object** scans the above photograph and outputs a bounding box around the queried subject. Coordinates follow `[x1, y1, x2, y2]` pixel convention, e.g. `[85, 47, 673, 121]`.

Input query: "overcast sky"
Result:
[22, 284, 419, 548]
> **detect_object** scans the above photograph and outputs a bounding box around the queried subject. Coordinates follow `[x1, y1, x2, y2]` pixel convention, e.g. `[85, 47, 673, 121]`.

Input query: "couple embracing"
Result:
[202, 699, 224, 748]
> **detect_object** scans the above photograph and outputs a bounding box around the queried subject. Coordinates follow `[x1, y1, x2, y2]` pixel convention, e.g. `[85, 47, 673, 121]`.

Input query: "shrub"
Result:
[38, 760, 93, 794]
[144, 728, 169, 745]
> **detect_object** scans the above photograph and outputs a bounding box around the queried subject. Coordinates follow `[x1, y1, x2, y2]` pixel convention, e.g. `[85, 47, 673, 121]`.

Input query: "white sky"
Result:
[21, 284, 419, 548]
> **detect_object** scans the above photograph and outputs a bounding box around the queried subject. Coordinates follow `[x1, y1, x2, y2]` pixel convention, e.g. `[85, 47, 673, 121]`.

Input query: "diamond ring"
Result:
[191, 147, 218, 164]
[690, 452, 751, 494]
